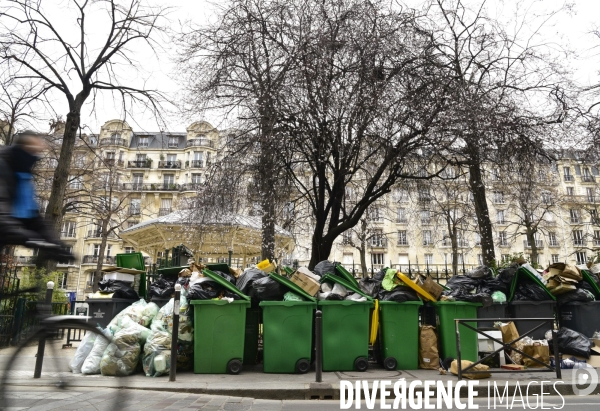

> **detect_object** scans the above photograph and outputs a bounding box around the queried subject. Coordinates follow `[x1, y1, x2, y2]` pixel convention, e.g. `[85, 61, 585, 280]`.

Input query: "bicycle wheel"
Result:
[0, 320, 129, 410]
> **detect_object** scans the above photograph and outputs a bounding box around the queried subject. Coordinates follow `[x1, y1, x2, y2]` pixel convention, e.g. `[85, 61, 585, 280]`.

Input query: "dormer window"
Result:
[168, 136, 179, 148]
[138, 136, 149, 148]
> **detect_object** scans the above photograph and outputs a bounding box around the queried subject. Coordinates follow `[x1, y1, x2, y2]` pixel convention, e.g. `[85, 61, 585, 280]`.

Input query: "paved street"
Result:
[3, 387, 600, 411]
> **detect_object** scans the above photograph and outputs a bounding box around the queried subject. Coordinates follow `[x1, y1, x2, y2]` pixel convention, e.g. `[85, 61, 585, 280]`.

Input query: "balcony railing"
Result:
[97, 159, 124, 168]
[523, 240, 544, 249]
[158, 160, 181, 169]
[186, 138, 214, 148]
[121, 183, 180, 191]
[86, 230, 117, 239]
[99, 138, 128, 147]
[129, 207, 141, 216]
[564, 175, 574, 182]
[13, 256, 37, 265]
[181, 183, 203, 191]
[573, 239, 587, 247]
[159, 208, 172, 216]
[442, 240, 470, 247]
[397, 240, 409, 246]
[68, 183, 83, 190]
[548, 240, 560, 247]
[396, 218, 408, 224]
[60, 231, 76, 239]
[570, 217, 581, 224]
[581, 175, 596, 183]
[187, 160, 204, 168]
[82, 255, 115, 265]
[127, 160, 152, 169]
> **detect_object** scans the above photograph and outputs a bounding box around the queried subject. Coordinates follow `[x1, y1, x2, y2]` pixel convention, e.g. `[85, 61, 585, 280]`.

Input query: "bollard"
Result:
[169, 284, 181, 382]
[315, 310, 322, 383]
[552, 329, 561, 379]
[34, 281, 54, 378]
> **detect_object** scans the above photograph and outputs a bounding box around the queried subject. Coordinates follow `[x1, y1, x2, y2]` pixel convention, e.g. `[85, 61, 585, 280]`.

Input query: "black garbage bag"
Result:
[98, 279, 137, 298]
[149, 277, 175, 298]
[313, 260, 336, 277]
[112, 285, 139, 300]
[236, 268, 266, 295]
[326, 293, 344, 300]
[252, 276, 286, 301]
[466, 266, 493, 280]
[445, 275, 480, 292]
[378, 287, 419, 302]
[214, 270, 236, 285]
[557, 289, 595, 305]
[223, 290, 242, 300]
[359, 278, 381, 298]
[512, 279, 551, 301]
[187, 280, 222, 300]
[556, 327, 592, 358]
[477, 277, 510, 295]
[442, 287, 493, 307]
[176, 276, 189, 288]
[498, 264, 518, 284]
[373, 268, 386, 282]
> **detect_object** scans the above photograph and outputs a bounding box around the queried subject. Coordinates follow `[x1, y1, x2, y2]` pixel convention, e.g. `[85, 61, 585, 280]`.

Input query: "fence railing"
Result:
[11, 299, 69, 345]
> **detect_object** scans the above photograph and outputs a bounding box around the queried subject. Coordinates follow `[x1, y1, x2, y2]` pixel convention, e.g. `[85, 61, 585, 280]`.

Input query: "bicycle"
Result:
[0, 250, 129, 409]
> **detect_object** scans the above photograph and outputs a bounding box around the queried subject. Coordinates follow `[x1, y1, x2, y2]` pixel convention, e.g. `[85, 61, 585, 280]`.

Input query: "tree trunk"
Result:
[261, 195, 276, 261]
[42, 108, 81, 272]
[526, 226, 538, 267]
[93, 221, 109, 292]
[308, 230, 335, 270]
[468, 162, 496, 267]
[450, 224, 459, 276]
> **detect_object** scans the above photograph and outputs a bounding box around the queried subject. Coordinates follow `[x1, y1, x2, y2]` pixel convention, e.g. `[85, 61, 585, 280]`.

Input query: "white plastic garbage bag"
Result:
[69, 330, 98, 374]
[81, 327, 112, 375]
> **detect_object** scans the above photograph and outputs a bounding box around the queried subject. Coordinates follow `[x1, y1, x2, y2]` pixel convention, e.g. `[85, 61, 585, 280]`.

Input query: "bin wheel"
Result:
[296, 359, 311, 374]
[383, 357, 397, 371]
[227, 359, 243, 375]
[354, 357, 369, 372]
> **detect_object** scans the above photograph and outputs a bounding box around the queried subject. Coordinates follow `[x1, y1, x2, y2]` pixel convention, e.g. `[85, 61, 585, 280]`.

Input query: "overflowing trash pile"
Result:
[543, 263, 599, 304]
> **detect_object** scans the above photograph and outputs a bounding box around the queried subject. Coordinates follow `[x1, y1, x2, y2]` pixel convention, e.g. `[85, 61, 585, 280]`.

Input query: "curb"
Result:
[6, 379, 600, 400]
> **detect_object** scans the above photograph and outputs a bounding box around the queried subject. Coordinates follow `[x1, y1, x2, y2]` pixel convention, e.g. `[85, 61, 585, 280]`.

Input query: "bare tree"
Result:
[0, 0, 168, 245]
[428, 0, 570, 267]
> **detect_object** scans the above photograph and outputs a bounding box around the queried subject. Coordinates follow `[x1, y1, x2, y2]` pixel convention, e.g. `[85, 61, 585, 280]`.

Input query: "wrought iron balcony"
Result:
[99, 138, 128, 147]
[82, 255, 115, 265]
[187, 160, 204, 168]
[186, 138, 214, 148]
[127, 160, 152, 169]
[159, 208, 172, 216]
[158, 160, 181, 169]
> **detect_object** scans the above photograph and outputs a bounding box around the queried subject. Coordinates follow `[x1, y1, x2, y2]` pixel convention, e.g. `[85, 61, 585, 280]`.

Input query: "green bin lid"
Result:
[508, 267, 555, 302]
[432, 300, 482, 307]
[269, 272, 316, 302]
[282, 266, 295, 276]
[202, 268, 250, 301]
[581, 270, 600, 299]
[320, 273, 372, 301]
[378, 300, 423, 306]
[334, 264, 360, 288]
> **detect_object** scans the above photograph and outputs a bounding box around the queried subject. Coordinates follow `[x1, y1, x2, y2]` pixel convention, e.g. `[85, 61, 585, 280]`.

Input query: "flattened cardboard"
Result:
[290, 271, 320, 296]
[416, 276, 444, 300]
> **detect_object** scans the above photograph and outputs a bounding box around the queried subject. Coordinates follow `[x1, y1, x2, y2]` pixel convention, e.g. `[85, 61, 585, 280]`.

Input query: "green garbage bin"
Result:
[191, 269, 250, 374]
[379, 300, 422, 370]
[319, 274, 373, 372]
[260, 273, 317, 373]
[434, 301, 480, 362]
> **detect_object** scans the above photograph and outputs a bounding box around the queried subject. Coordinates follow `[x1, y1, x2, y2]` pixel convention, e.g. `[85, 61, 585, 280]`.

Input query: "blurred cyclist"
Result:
[0, 131, 74, 261]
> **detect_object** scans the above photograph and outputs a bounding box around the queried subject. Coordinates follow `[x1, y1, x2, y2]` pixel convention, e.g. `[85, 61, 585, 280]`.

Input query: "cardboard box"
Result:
[290, 271, 320, 296]
[477, 330, 506, 366]
[416, 276, 444, 300]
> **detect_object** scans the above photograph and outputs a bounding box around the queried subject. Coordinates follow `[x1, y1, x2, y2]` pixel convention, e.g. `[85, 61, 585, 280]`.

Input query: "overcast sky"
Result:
[9, 0, 600, 134]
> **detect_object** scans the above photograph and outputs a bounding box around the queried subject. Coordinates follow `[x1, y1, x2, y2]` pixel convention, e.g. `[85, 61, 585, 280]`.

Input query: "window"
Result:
[497, 210, 505, 224]
[368, 207, 383, 222]
[342, 253, 353, 265]
[135, 153, 147, 162]
[475, 233, 481, 246]
[477, 254, 483, 265]
[394, 188, 408, 202]
[594, 231, 600, 246]
[398, 231, 408, 246]
[548, 232, 558, 247]
[371, 253, 385, 266]
[575, 165, 581, 175]
[501, 254, 511, 263]
[572, 230, 584, 246]
[282, 202, 295, 220]
[163, 174, 175, 187]
[587, 188, 595, 203]
[191, 174, 202, 184]
[590, 209, 599, 224]
[396, 208, 407, 223]
[576, 251, 587, 265]
[124, 247, 135, 254]
[57, 272, 68, 289]
[493, 191, 504, 204]
[423, 230, 432, 246]
[130, 199, 141, 215]
[370, 230, 386, 247]
[566, 187, 574, 196]
[61, 221, 76, 238]
[570, 209, 581, 224]
[69, 175, 83, 190]
[424, 254, 433, 265]
[490, 168, 500, 181]
[498, 231, 508, 246]
[417, 186, 430, 203]
[541, 191, 552, 204]
[74, 154, 85, 168]
[166, 154, 177, 162]
[206, 152, 211, 166]
[93, 244, 100, 256]
[342, 231, 352, 244]
[105, 151, 115, 160]
[194, 151, 203, 161]
[106, 244, 112, 257]
[132, 173, 144, 190]
[138, 136, 149, 147]
[564, 166, 573, 181]
[420, 210, 431, 224]
[168, 136, 179, 148]
[345, 187, 355, 202]
[551, 254, 560, 264]
[160, 198, 172, 216]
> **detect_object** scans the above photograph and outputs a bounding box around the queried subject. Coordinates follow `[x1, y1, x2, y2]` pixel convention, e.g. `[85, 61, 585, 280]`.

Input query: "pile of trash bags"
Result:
[542, 263, 599, 305]
[96, 279, 139, 300]
[70, 297, 194, 378]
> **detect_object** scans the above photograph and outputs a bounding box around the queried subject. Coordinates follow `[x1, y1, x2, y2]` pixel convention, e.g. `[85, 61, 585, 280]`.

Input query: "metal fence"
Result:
[0, 264, 20, 347]
[337, 262, 480, 283]
[11, 299, 69, 345]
